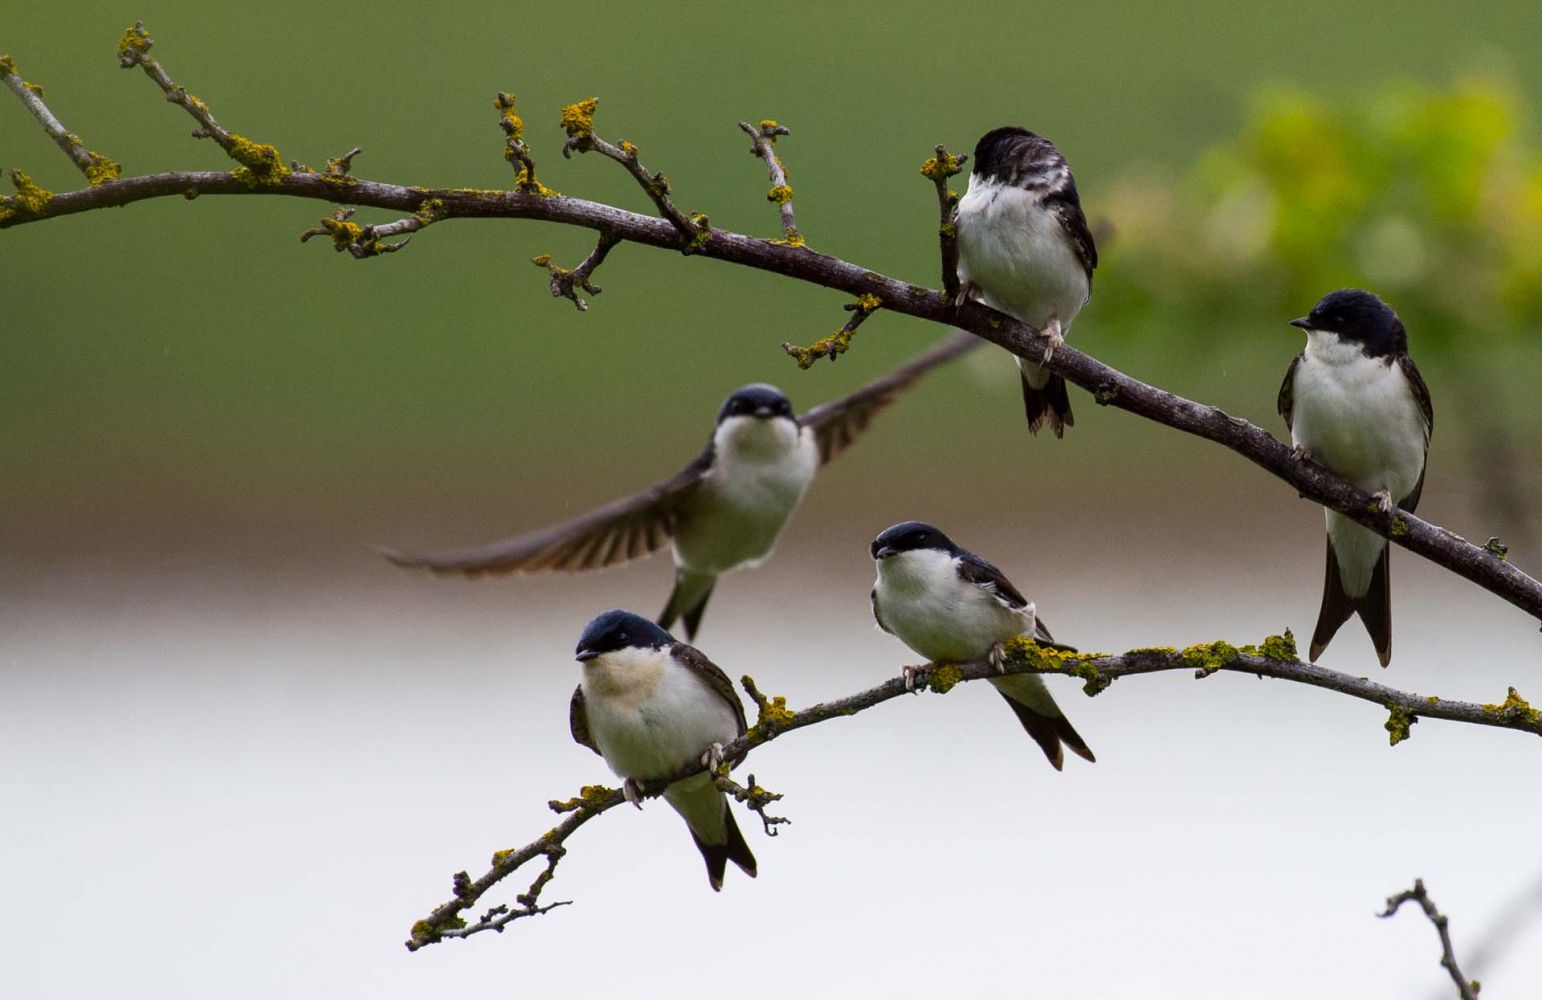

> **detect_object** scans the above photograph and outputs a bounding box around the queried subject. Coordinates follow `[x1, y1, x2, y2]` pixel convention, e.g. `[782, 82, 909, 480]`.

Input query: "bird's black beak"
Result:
[872, 544, 896, 560]
[1288, 317, 1312, 330]
[575, 648, 600, 662]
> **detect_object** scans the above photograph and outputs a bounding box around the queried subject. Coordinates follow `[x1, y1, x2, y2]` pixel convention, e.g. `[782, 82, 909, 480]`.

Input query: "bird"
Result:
[1278, 289, 1433, 666]
[955, 125, 1097, 438]
[569, 609, 756, 891]
[869, 521, 1095, 769]
[378, 332, 979, 639]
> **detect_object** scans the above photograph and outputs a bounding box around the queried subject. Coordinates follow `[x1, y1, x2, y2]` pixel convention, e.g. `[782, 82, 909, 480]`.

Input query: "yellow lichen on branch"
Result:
[559, 97, 598, 140]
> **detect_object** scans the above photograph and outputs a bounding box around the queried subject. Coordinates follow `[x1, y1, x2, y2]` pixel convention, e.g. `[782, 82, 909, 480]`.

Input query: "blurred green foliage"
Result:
[1099, 77, 1542, 355]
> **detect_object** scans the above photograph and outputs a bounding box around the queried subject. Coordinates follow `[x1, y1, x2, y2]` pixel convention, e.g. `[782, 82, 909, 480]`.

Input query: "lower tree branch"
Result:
[405, 631, 1539, 951]
[782, 294, 881, 367]
[531, 229, 621, 311]
[1379, 879, 1480, 1000]
[10, 166, 1535, 625]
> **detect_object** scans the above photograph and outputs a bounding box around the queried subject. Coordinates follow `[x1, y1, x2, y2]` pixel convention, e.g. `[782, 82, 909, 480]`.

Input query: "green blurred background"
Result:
[3, 0, 1538, 568]
[4, 5, 1542, 998]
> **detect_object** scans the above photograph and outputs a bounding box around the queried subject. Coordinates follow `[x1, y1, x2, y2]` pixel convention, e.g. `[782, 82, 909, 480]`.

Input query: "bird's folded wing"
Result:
[956, 552, 1031, 610]
[376, 447, 713, 576]
[1277, 352, 1303, 431]
[569, 686, 601, 755]
[672, 642, 748, 737]
[1396, 353, 1434, 511]
[799, 330, 980, 466]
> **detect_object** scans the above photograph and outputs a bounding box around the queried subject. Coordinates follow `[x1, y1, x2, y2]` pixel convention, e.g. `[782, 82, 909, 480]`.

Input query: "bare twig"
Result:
[783, 294, 881, 368]
[115, 21, 288, 187]
[713, 771, 790, 837]
[405, 632, 1540, 950]
[559, 96, 705, 249]
[300, 202, 443, 259]
[0, 53, 120, 184]
[494, 92, 554, 197]
[1379, 879, 1480, 1000]
[739, 119, 802, 246]
[531, 230, 621, 310]
[920, 144, 968, 301]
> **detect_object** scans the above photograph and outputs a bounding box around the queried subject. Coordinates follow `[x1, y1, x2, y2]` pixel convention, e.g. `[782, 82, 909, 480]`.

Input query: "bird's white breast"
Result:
[581, 647, 740, 782]
[873, 549, 1033, 663]
[673, 417, 818, 574]
[956, 176, 1089, 330]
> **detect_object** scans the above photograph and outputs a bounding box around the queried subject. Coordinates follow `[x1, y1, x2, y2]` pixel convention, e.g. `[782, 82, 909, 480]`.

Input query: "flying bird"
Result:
[570, 609, 756, 891]
[869, 521, 1095, 770]
[955, 126, 1097, 438]
[1278, 289, 1433, 666]
[379, 332, 979, 639]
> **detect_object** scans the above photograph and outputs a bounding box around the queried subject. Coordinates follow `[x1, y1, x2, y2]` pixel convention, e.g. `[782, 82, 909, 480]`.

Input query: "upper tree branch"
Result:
[1379, 879, 1480, 1000]
[0, 53, 121, 184]
[920, 144, 968, 300]
[12, 168, 1537, 624]
[405, 631, 1540, 950]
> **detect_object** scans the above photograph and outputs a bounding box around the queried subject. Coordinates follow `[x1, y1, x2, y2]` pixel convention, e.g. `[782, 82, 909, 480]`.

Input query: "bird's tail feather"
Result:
[1020, 370, 1073, 438]
[689, 800, 758, 892]
[658, 572, 716, 640]
[1310, 535, 1392, 667]
[996, 691, 1095, 770]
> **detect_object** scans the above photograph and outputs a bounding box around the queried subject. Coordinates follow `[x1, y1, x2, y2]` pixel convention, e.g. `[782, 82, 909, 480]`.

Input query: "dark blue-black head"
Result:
[717, 384, 794, 424]
[871, 521, 959, 560]
[971, 126, 1069, 190]
[574, 609, 674, 662]
[1290, 289, 1408, 357]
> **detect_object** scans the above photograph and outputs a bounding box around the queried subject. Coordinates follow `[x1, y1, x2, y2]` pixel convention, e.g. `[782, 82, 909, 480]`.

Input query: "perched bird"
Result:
[955, 126, 1098, 438]
[569, 609, 756, 891]
[869, 521, 1095, 769]
[1278, 289, 1433, 666]
[379, 332, 978, 639]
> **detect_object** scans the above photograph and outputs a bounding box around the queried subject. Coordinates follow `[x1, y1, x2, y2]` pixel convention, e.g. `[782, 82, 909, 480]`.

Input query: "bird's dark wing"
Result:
[569, 686, 600, 755]
[870, 587, 893, 635]
[1396, 353, 1435, 511]
[1277, 352, 1304, 432]
[956, 552, 1030, 611]
[376, 446, 714, 576]
[672, 642, 747, 736]
[1045, 188, 1098, 280]
[800, 330, 980, 466]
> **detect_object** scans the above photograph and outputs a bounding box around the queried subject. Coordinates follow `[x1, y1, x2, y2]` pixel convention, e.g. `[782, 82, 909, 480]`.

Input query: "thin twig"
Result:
[559, 96, 705, 249]
[920, 144, 968, 301]
[300, 201, 443, 259]
[531, 229, 621, 310]
[783, 294, 881, 368]
[0, 54, 121, 184]
[494, 92, 554, 196]
[1379, 879, 1480, 1000]
[405, 631, 1540, 950]
[739, 119, 802, 246]
[115, 21, 289, 186]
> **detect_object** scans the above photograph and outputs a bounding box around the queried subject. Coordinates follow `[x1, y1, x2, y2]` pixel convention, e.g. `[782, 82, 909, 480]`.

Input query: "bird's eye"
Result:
[616, 631, 629, 644]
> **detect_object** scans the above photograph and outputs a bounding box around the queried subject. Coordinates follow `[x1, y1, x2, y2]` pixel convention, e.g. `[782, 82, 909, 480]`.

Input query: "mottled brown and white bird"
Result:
[955, 126, 1097, 438]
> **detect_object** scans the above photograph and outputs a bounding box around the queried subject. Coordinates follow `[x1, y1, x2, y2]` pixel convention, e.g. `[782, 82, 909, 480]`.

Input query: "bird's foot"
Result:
[700, 742, 725, 773]
[988, 642, 1007, 673]
[902, 665, 927, 693]
[623, 778, 644, 810]
[955, 279, 975, 306]
[1373, 488, 1395, 514]
[1041, 317, 1065, 363]
[1291, 444, 1313, 464]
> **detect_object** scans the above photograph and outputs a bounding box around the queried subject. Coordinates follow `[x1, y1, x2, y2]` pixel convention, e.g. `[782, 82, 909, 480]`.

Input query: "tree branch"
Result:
[10, 164, 1535, 626]
[405, 631, 1540, 950]
[0, 53, 121, 184]
[1379, 879, 1481, 1000]
[782, 293, 881, 368]
[531, 229, 621, 311]
[920, 144, 968, 301]
[739, 119, 802, 246]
